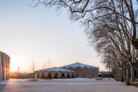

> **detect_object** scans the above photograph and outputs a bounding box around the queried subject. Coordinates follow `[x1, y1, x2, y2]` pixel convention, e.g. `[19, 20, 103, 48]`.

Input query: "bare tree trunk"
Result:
[120, 70, 124, 82]
[130, 65, 135, 82]
[123, 69, 126, 81]
[126, 68, 129, 81]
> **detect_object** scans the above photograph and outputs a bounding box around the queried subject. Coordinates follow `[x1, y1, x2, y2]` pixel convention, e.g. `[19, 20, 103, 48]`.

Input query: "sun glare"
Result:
[10, 67, 17, 72]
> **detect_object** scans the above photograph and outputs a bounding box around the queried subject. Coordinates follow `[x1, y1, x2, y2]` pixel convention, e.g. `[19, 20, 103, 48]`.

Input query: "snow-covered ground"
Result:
[0, 78, 137, 92]
[0, 78, 116, 84]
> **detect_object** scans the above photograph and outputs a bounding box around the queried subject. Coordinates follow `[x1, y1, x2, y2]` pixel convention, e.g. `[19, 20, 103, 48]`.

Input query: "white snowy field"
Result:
[0, 78, 137, 92]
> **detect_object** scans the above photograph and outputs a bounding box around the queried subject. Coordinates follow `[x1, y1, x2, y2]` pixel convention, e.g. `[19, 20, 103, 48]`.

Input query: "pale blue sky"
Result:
[0, 0, 105, 72]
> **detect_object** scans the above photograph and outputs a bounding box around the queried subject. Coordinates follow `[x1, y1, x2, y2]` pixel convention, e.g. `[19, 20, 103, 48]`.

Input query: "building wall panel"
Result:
[0, 52, 10, 81]
[0, 52, 3, 81]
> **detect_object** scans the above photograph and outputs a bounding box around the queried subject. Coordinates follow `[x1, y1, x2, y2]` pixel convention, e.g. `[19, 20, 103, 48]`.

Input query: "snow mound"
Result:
[60, 62, 99, 70]
[35, 67, 75, 73]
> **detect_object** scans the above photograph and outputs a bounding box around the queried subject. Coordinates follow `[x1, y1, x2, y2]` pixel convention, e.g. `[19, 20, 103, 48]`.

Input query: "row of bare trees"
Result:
[32, 0, 138, 81]
[88, 0, 138, 82]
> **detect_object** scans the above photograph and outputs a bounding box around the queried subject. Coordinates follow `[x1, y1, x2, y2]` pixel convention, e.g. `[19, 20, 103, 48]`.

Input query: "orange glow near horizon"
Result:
[10, 65, 34, 73]
[10, 67, 17, 72]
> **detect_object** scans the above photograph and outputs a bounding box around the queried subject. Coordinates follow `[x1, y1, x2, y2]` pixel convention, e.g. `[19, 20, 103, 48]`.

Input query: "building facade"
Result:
[0, 51, 10, 81]
[35, 62, 99, 79]
[35, 67, 75, 79]
[61, 62, 99, 78]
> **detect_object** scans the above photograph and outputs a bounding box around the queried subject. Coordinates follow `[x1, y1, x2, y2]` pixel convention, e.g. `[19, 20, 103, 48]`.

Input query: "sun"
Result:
[10, 67, 17, 72]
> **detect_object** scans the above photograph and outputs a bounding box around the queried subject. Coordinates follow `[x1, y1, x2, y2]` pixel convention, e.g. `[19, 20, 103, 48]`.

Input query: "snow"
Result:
[60, 62, 99, 70]
[0, 78, 119, 83]
[0, 78, 138, 92]
[53, 78, 96, 81]
[35, 67, 75, 73]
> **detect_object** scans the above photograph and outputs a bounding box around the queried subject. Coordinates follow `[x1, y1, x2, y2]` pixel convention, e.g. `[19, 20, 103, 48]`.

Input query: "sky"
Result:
[0, 0, 106, 73]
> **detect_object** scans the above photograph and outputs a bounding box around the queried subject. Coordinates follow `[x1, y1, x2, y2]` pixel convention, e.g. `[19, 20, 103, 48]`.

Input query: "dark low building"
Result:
[98, 71, 112, 78]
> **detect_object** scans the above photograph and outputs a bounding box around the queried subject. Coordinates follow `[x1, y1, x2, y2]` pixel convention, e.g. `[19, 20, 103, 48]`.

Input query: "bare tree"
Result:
[43, 64, 46, 69]
[31, 0, 138, 45]
[42, 62, 47, 69]
[31, 0, 138, 81]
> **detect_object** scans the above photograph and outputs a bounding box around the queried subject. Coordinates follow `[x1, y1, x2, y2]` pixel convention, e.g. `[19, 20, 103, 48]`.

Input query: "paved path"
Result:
[0, 78, 137, 92]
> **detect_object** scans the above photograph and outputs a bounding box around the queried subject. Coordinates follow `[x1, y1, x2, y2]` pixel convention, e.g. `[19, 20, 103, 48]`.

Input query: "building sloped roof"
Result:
[35, 67, 75, 73]
[60, 62, 99, 70]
